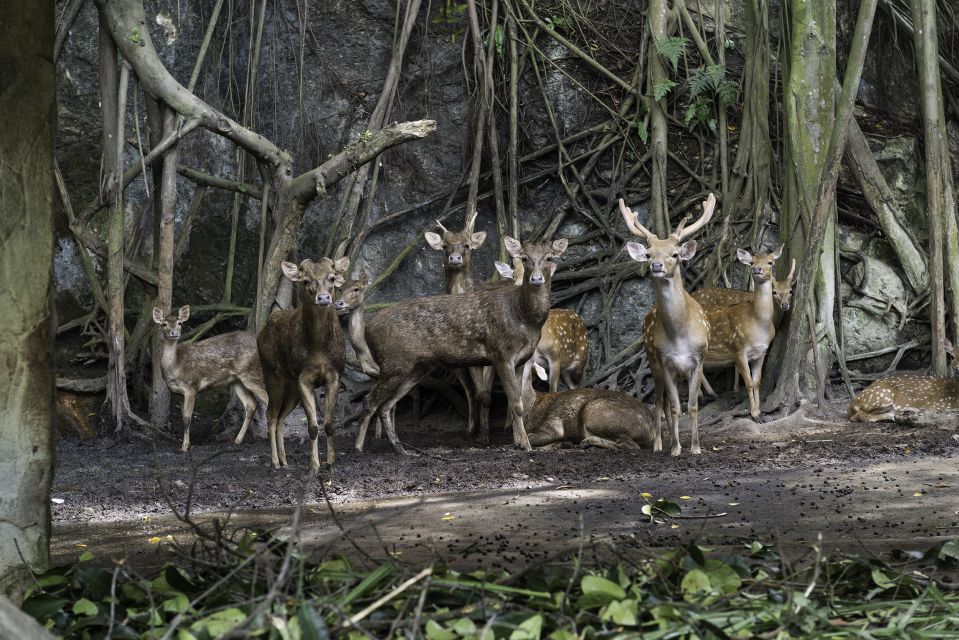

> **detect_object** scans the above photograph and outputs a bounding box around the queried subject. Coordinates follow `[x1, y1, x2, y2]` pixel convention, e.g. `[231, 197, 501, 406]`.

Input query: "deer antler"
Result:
[333, 238, 349, 260]
[465, 209, 478, 234]
[435, 219, 449, 234]
[672, 192, 716, 241]
[618, 198, 657, 241]
[786, 258, 797, 281]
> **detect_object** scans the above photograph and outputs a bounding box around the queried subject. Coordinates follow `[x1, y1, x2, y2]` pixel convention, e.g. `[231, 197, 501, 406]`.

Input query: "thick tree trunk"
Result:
[149, 106, 178, 430]
[767, 0, 878, 409]
[0, 0, 55, 596]
[911, 0, 959, 373]
[647, 0, 670, 235]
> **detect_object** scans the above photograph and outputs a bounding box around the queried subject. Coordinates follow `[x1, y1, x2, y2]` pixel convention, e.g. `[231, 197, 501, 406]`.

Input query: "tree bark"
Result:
[767, 0, 879, 410]
[911, 0, 959, 373]
[647, 0, 671, 235]
[149, 105, 178, 431]
[0, 0, 55, 596]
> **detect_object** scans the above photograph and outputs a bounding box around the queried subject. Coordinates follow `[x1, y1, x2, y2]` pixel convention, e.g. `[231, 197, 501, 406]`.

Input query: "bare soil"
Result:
[51, 395, 959, 572]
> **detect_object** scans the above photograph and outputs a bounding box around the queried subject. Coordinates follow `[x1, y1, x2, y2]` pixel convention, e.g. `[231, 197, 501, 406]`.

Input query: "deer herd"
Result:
[152, 193, 958, 470]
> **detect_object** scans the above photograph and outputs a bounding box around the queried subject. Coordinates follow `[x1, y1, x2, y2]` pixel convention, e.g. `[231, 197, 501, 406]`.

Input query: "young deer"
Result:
[152, 306, 267, 452]
[700, 246, 785, 418]
[692, 258, 796, 321]
[424, 213, 494, 439]
[504, 258, 589, 392]
[622, 193, 716, 456]
[257, 257, 350, 470]
[354, 237, 568, 454]
[848, 339, 959, 421]
[334, 271, 379, 377]
[523, 362, 655, 449]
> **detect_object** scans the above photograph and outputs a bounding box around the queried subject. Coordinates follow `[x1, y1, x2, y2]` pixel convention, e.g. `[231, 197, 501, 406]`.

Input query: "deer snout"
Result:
[529, 272, 545, 286]
[448, 253, 464, 266]
[168, 329, 180, 339]
[780, 300, 791, 311]
[315, 292, 333, 306]
[650, 261, 665, 274]
[334, 300, 348, 312]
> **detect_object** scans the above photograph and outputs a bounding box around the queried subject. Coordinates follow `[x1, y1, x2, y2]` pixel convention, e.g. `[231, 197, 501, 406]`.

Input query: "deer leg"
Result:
[322, 372, 340, 467]
[468, 366, 492, 443]
[233, 384, 257, 445]
[274, 382, 300, 467]
[750, 353, 767, 417]
[355, 374, 404, 452]
[496, 359, 531, 451]
[687, 365, 703, 455]
[527, 417, 564, 448]
[264, 377, 285, 468]
[453, 369, 476, 435]
[665, 373, 682, 457]
[581, 435, 633, 449]
[180, 390, 196, 452]
[548, 355, 561, 393]
[651, 380, 664, 453]
[296, 377, 324, 471]
[378, 373, 426, 455]
[735, 354, 757, 418]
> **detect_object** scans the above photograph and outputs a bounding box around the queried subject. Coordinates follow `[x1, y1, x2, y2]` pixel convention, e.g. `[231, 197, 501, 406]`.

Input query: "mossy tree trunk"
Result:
[0, 0, 55, 597]
[647, 0, 671, 235]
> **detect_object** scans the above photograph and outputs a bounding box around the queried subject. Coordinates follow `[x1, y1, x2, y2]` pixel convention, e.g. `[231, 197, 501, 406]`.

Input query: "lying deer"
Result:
[693, 257, 795, 398]
[424, 213, 494, 439]
[503, 258, 589, 392]
[355, 236, 568, 454]
[621, 193, 716, 455]
[700, 246, 785, 418]
[257, 257, 350, 469]
[848, 339, 959, 421]
[524, 362, 655, 449]
[152, 306, 267, 452]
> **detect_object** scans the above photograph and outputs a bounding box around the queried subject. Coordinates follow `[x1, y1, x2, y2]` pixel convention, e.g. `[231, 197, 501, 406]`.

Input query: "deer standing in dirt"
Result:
[503, 258, 589, 392]
[257, 257, 350, 469]
[848, 339, 959, 421]
[424, 213, 494, 439]
[152, 306, 267, 452]
[621, 193, 716, 455]
[698, 246, 785, 418]
[334, 271, 379, 377]
[693, 257, 795, 398]
[522, 362, 655, 449]
[354, 237, 568, 454]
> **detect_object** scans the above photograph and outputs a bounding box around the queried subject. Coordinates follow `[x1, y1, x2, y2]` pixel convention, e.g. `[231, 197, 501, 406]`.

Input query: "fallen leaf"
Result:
[51, 498, 64, 505]
[556, 485, 572, 490]
[728, 502, 740, 506]
[596, 476, 611, 482]
[679, 496, 691, 501]
[75, 543, 87, 548]
[388, 551, 403, 557]
[670, 524, 680, 529]
[148, 536, 161, 544]
[641, 492, 653, 498]
[913, 492, 923, 497]
[166, 535, 174, 542]
[441, 513, 455, 521]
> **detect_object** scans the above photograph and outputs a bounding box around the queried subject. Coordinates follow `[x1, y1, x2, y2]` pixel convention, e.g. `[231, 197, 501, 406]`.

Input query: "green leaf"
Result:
[189, 607, 246, 636]
[78, 550, 94, 562]
[653, 79, 677, 102]
[162, 593, 190, 614]
[636, 120, 649, 145]
[872, 568, 895, 590]
[548, 631, 577, 640]
[72, 597, 99, 617]
[681, 568, 712, 600]
[76, 566, 113, 601]
[495, 25, 505, 57]
[703, 560, 742, 594]
[717, 80, 738, 107]
[937, 539, 959, 564]
[656, 36, 689, 73]
[22, 596, 69, 622]
[298, 604, 330, 640]
[450, 617, 477, 636]
[579, 575, 626, 609]
[509, 614, 543, 640]
[425, 620, 456, 640]
[601, 598, 638, 626]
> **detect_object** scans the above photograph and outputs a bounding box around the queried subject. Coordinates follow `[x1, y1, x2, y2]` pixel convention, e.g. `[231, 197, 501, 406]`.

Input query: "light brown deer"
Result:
[424, 213, 494, 439]
[152, 305, 267, 452]
[257, 257, 350, 469]
[334, 271, 379, 377]
[499, 258, 589, 392]
[621, 193, 716, 455]
[524, 362, 655, 449]
[354, 237, 568, 454]
[699, 246, 785, 418]
[848, 339, 959, 421]
[692, 258, 796, 318]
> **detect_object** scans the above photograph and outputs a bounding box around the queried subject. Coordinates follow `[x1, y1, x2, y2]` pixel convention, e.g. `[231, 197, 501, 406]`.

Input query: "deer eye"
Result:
[352, 287, 359, 292]
[671, 252, 679, 258]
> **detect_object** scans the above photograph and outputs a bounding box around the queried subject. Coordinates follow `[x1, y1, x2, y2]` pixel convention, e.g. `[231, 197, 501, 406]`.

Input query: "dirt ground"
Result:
[51, 393, 959, 572]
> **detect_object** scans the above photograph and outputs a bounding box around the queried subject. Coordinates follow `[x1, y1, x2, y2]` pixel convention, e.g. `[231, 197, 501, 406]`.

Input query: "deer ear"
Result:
[334, 256, 350, 274]
[281, 261, 302, 281]
[358, 269, 369, 285]
[736, 248, 753, 265]
[626, 242, 649, 263]
[504, 236, 524, 258]
[178, 305, 190, 322]
[942, 337, 954, 352]
[772, 243, 785, 260]
[494, 261, 514, 280]
[533, 362, 548, 381]
[152, 308, 165, 324]
[424, 232, 445, 251]
[551, 238, 569, 257]
[679, 240, 698, 261]
[469, 231, 487, 249]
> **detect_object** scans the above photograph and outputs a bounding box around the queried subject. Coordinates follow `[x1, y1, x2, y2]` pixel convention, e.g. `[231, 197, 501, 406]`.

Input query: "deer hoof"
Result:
[691, 446, 702, 455]
[670, 445, 682, 457]
[392, 442, 408, 456]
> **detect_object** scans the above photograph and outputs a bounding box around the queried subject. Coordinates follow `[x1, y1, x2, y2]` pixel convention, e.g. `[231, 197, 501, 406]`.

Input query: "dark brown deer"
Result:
[621, 193, 716, 456]
[354, 237, 568, 454]
[334, 271, 379, 377]
[424, 213, 494, 439]
[152, 306, 267, 452]
[257, 256, 350, 469]
[524, 363, 655, 449]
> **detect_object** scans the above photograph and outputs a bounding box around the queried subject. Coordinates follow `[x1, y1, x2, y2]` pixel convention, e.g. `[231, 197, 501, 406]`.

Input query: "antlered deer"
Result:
[699, 246, 786, 418]
[849, 339, 959, 421]
[424, 213, 493, 439]
[152, 306, 267, 452]
[621, 193, 716, 455]
[524, 362, 655, 449]
[354, 237, 568, 454]
[257, 257, 350, 470]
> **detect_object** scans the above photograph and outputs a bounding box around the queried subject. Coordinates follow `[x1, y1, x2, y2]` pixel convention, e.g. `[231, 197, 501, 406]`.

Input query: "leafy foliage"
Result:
[21, 532, 959, 639]
[656, 36, 689, 73]
[653, 78, 677, 102]
[684, 64, 739, 131]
